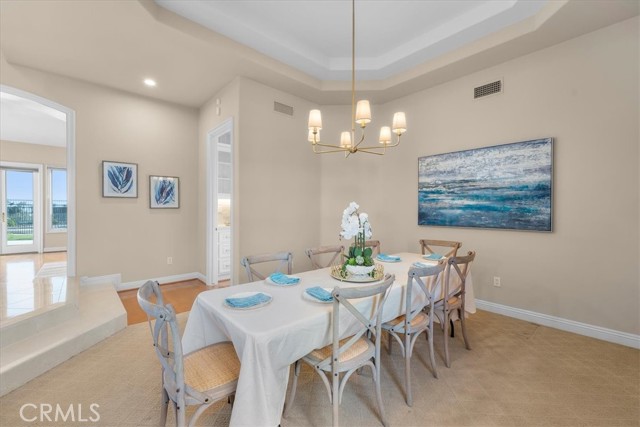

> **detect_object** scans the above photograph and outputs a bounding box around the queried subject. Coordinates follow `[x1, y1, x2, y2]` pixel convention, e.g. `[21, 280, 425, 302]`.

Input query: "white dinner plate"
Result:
[224, 291, 272, 310]
[303, 287, 334, 304]
[265, 276, 301, 286]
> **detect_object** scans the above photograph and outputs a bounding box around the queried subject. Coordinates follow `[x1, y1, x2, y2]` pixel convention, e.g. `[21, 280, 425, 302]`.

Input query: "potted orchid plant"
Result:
[339, 202, 375, 276]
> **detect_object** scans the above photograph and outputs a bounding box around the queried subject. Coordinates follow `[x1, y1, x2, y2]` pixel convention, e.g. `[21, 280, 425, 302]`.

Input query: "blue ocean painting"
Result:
[418, 138, 553, 231]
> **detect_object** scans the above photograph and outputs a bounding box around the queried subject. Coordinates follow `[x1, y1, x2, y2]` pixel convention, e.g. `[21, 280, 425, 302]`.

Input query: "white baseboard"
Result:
[116, 272, 205, 291]
[43, 247, 66, 253]
[475, 299, 640, 349]
[80, 274, 121, 288]
[195, 272, 208, 284]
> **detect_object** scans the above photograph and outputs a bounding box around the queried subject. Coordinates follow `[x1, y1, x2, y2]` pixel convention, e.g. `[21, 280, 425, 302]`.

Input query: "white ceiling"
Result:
[0, 92, 67, 147]
[156, 0, 547, 80]
[0, 1, 638, 107]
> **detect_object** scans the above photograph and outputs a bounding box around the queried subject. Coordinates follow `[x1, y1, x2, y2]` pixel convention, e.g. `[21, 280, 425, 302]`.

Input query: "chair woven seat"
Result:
[184, 342, 240, 393]
[307, 337, 370, 364]
[384, 311, 427, 329]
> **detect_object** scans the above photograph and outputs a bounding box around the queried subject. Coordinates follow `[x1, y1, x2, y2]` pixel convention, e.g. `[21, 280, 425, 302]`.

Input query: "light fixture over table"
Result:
[307, 0, 407, 156]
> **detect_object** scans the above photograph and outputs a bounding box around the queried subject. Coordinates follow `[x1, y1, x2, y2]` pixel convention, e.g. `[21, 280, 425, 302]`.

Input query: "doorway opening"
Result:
[0, 85, 76, 276]
[206, 119, 233, 286]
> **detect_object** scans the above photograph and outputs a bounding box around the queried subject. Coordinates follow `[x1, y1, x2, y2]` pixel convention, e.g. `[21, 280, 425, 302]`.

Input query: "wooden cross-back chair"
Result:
[137, 280, 240, 427]
[305, 245, 344, 269]
[382, 260, 446, 405]
[240, 251, 292, 281]
[364, 240, 382, 255]
[431, 251, 476, 368]
[419, 239, 462, 258]
[284, 274, 395, 427]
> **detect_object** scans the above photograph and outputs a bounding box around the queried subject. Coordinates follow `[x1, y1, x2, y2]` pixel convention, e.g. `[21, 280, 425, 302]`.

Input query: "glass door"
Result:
[1, 167, 41, 254]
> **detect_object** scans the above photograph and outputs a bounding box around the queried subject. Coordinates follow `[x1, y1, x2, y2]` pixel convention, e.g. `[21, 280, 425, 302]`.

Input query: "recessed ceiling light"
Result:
[144, 78, 157, 87]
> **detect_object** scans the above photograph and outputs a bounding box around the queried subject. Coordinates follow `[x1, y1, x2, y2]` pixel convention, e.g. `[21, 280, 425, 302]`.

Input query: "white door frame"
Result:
[0, 85, 76, 276]
[206, 118, 234, 286]
[0, 162, 42, 254]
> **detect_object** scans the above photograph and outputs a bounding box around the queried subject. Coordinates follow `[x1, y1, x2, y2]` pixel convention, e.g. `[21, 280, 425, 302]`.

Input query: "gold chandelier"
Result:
[307, 0, 406, 156]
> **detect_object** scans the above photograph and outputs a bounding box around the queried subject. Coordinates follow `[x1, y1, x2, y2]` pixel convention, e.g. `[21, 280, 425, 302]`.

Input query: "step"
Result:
[0, 278, 127, 396]
[1, 275, 80, 348]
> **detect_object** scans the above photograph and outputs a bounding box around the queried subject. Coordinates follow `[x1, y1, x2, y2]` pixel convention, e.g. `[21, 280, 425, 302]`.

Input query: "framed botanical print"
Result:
[149, 175, 180, 209]
[102, 161, 137, 198]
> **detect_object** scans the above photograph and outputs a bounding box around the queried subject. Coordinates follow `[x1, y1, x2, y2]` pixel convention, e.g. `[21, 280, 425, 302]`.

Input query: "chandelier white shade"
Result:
[306, 0, 406, 156]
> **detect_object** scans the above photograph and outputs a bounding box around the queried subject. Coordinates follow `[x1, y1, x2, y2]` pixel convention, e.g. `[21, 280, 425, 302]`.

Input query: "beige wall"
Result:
[199, 77, 321, 283]
[0, 56, 200, 282]
[0, 140, 67, 249]
[319, 17, 639, 334]
[198, 78, 240, 281]
[235, 78, 321, 280]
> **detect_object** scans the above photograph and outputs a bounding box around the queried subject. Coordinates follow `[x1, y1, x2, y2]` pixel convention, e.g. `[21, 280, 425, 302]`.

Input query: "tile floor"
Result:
[0, 252, 67, 322]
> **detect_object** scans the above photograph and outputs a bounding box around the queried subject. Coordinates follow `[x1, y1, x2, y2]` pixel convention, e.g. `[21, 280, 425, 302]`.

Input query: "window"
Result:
[48, 168, 67, 232]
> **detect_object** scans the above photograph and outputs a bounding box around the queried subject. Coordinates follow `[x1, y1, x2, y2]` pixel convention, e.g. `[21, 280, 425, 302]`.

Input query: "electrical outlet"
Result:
[167, 257, 173, 265]
[493, 276, 501, 287]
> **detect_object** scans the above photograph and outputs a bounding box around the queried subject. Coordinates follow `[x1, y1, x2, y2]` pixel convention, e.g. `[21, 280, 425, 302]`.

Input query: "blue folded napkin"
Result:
[423, 253, 444, 260]
[269, 272, 300, 285]
[412, 262, 432, 269]
[377, 253, 401, 261]
[305, 286, 333, 302]
[225, 293, 271, 308]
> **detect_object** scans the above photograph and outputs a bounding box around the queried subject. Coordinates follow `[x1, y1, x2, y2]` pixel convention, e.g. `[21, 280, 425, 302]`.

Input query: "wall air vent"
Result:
[274, 101, 294, 116]
[474, 80, 502, 99]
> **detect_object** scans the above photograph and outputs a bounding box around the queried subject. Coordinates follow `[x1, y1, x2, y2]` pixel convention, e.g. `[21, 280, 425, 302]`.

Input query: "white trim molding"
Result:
[475, 299, 640, 349]
[43, 246, 67, 253]
[116, 272, 206, 291]
[80, 274, 121, 288]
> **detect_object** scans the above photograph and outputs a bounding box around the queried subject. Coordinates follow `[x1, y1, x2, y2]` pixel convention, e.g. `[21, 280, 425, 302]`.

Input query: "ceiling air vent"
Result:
[474, 80, 502, 99]
[274, 101, 294, 116]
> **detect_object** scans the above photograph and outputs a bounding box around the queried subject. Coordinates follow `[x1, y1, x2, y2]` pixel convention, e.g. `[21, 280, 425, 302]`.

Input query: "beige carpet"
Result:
[0, 310, 638, 426]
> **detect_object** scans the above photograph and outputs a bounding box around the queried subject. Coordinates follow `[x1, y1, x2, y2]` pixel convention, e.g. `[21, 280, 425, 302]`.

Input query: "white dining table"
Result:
[182, 252, 475, 427]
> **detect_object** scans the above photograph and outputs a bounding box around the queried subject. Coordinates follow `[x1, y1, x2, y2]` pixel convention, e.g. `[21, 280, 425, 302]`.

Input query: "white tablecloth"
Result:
[182, 252, 475, 427]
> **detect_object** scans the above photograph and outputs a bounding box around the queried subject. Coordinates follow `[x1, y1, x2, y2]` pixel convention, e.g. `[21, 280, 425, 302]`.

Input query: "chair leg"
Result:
[404, 332, 412, 406]
[460, 309, 471, 350]
[332, 369, 339, 427]
[443, 314, 451, 368]
[283, 361, 300, 418]
[428, 316, 438, 378]
[173, 401, 182, 427]
[374, 360, 389, 427]
[160, 388, 169, 426]
[387, 331, 392, 355]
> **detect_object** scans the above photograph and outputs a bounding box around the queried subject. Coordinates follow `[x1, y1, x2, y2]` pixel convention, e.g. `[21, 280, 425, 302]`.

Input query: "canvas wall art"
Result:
[418, 138, 553, 231]
[102, 161, 137, 198]
[150, 176, 179, 209]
